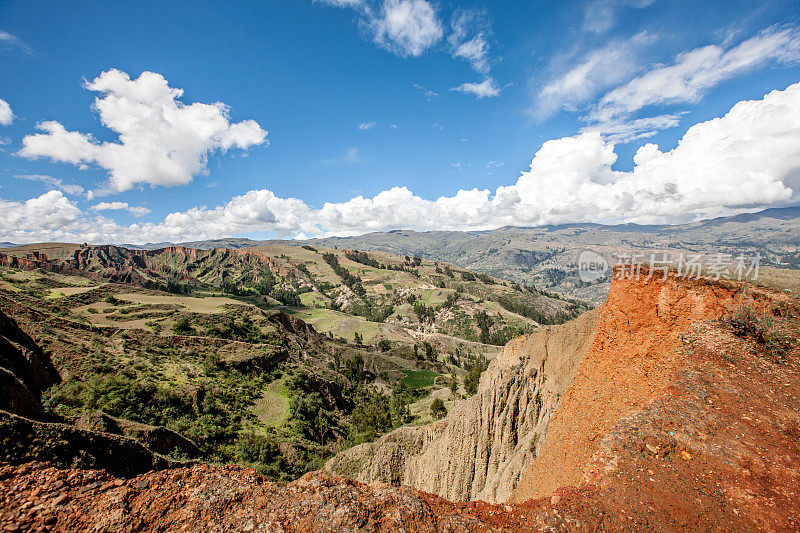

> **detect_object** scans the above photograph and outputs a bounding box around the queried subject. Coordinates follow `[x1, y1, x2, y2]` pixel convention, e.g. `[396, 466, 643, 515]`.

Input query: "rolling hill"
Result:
[0, 242, 586, 481]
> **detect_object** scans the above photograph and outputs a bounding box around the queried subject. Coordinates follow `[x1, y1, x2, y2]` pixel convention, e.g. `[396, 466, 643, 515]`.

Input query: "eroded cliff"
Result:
[328, 269, 795, 506]
[326, 306, 600, 503]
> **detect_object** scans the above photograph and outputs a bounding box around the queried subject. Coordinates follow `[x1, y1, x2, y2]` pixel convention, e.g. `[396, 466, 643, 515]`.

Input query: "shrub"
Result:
[172, 316, 194, 335]
[725, 305, 794, 364]
[377, 339, 392, 352]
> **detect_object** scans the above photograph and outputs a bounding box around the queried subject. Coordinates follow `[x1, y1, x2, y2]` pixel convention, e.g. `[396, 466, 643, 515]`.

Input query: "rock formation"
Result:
[326, 307, 600, 503]
[0, 310, 60, 417]
[328, 269, 796, 507]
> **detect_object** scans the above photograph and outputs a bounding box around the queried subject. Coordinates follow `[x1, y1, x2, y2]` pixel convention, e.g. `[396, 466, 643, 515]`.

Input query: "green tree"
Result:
[463, 356, 486, 397]
[423, 341, 436, 362]
[344, 354, 364, 383]
[430, 397, 447, 419]
[351, 387, 392, 441]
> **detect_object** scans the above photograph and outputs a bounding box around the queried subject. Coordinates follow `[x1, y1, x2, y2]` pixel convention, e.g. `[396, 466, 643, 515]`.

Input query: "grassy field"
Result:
[47, 286, 98, 298]
[250, 378, 290, 430]
[286, 307, 386, 343]
[117, 293, 251, 314]
[400, 369, 439, 389]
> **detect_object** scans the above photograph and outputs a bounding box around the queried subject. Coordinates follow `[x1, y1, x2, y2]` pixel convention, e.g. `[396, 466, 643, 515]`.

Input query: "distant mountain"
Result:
[298, 206, 800, 302]
[111, 205, 800, 302]
[123, 237, 263, 250]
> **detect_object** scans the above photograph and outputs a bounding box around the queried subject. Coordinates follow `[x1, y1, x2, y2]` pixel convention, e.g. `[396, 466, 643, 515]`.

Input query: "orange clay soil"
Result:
[1, 270, 799, 532]
[511, 268, 787, 503]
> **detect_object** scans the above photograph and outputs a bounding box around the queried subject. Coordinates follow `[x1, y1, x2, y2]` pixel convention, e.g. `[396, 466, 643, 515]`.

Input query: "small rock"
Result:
[550, 495, 561, 505]
[51, 494, 69, 506]
[681, 451, 692, 461]
[136, 479, 150, 490]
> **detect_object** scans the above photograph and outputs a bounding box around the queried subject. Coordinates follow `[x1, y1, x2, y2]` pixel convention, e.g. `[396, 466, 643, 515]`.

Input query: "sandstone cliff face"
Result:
[326, 306, 600, 503]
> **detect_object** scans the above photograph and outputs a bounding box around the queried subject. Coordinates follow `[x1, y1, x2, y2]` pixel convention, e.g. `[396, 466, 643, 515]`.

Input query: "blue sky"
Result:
[1, 0, 799, 243]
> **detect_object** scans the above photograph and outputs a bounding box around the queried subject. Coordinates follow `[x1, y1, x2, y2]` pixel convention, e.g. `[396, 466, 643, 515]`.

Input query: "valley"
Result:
[2, 263, 798, 531]
[0, 242, 585, 481]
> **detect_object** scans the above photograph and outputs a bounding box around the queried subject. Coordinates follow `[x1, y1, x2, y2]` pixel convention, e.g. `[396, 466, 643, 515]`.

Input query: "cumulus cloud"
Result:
[0, 98, 13, 126]
[18, 69, 268, 192]
[358, 121, 377, 130]
[91, 202, 150, 217]
[3, 83, 800, 243]
[14, 174, 84, 196]
[451, 78, 500, 99]
[0, 191, 107, 244]
[365, 0, 443, 57]
[588, 25, 800, 126]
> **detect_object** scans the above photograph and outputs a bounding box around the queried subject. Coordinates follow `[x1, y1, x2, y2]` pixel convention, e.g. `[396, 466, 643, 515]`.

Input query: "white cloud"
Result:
[0, 98, 12, 126]
[582, 0, 655, 35]
[448, 9, 491, 74]
[18, 69, 268, 192]
[0, 191, 103, 243]
[366, 0, 443, 57]
[413, 83, 439, 101]
[323, 147, 361, 165]
[14, 174, 84, 196]
[535, 32, 656, 119]
[580, 112, 687, 143]
[3, 83, 800, 243]
[0, 31, 32, 54]
[358, 121, 377, 130]
[451, 78, 500, 99]
[91, 202, 150, 217]
[589, 25, 800, 125]
[316, 0, 363, 6]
